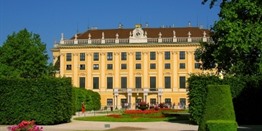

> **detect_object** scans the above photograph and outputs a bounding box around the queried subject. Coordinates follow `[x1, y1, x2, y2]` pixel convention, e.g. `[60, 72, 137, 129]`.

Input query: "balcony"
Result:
[116, 88, 163, 93]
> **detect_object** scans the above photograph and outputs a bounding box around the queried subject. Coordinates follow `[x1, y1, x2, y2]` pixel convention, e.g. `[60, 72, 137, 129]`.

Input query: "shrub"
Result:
[0, 77, 73, 125]
[205, 120, 237, 131]
[198, 85, 237, 131]
[187, 74, 221, 124]
[72, 88, 101, 113]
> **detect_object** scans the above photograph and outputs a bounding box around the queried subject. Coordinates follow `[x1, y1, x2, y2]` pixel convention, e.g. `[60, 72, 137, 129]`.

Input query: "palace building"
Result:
[52, 24, 211, 109]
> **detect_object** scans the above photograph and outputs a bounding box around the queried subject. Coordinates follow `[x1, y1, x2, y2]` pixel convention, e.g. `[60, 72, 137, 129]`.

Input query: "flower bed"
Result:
[107, 114, 121, 118]
[8, 120, 43, 131]
[124, 109, 159, 114]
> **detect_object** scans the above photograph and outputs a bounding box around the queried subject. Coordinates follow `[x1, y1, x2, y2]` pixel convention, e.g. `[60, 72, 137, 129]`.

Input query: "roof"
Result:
[73, 27, 210, 39]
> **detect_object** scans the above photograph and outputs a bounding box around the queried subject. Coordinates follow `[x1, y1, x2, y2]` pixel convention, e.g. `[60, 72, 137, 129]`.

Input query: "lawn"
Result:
[74, 109, 190, 122]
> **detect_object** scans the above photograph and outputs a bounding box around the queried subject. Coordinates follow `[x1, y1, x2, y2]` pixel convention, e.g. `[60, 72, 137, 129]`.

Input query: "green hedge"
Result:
[72, 88, 101, 113]
[198, 85, 236, 131]
[187, 74, 246, 124]
[0, 78, 73, 125]
[205, 120, 237, 131]
[187, 74, 221, 124]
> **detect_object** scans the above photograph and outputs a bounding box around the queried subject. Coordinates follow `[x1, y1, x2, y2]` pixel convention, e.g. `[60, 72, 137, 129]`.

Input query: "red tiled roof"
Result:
[74, 27, 210, 39]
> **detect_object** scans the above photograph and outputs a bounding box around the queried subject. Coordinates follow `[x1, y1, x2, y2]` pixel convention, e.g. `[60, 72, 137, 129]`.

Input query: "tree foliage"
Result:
[197, 0, 262, 75]
[0, 29, 49, 78]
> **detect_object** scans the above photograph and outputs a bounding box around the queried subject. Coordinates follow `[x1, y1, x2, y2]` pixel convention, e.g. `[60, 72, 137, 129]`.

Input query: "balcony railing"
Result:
[57, 37, 210, 45]
[117, 88, 162, 93]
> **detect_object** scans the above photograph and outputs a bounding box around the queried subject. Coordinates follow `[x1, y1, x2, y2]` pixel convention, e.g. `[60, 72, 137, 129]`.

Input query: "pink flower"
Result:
[8, 120, 43, 131]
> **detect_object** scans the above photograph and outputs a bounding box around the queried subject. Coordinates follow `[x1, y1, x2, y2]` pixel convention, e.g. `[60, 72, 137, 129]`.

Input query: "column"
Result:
[100, 52, 106, 90]
[143, 52, 149, 88]
[115, 95, 118, 109]
[157, 51, 163, 89]
[114, 52, 120, 89]
[172, 51, 178, 91]
[128, 52, 134, 88]
[127, 88, 132, 108]
[73, 53, 78, 87]
[87, 53, 92, 89]
[128, 93, 132, 109]
[113, 89, 119, 109]
[59, 53, 65, 77]
[158, 95, 162, 104]
[143, 89, 149, 103]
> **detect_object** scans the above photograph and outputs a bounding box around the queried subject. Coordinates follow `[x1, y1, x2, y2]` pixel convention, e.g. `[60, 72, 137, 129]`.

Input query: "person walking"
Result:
[81, 102, 86, 116]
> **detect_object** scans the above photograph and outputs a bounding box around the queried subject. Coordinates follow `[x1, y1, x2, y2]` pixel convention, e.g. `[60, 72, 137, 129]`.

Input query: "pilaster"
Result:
[172, 51, 178, 91]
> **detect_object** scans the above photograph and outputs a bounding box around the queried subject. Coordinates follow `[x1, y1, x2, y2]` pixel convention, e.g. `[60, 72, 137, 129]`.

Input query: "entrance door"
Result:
[135, 98, 142, 109]
[121, 99, 127, 109]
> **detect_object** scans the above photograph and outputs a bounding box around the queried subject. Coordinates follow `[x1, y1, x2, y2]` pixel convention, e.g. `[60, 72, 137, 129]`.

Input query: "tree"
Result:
[0, 29, 49, 78]
[196, 0, 262, 76]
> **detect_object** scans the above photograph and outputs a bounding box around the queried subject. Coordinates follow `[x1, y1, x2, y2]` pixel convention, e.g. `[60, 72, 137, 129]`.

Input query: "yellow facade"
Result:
[52, 25, 210, 109]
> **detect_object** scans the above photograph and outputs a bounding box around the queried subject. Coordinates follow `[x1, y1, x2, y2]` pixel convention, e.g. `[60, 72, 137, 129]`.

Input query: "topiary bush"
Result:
[198, 85, 237, 131]
[0, 77, 73, 125]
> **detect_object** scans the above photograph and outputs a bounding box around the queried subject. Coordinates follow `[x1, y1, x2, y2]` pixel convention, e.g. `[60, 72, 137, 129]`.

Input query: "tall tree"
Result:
[0, 29, 49, 78]
[196, 0, 262, 75]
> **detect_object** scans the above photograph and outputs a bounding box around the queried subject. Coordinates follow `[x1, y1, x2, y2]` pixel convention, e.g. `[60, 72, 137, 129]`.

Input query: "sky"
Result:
[0, 0, 220, 63]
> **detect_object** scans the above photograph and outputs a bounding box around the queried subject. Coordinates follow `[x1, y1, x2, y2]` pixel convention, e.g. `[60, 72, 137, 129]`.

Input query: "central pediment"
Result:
[129, 24, 147, 43]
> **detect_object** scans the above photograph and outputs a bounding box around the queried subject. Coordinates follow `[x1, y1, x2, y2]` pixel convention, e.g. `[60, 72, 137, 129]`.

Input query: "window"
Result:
[150, 98, 157, 105]
[121, 52, 127, 60]
[93, 77, 99, 89]
[165, 98, 172, 107]
[179, 63, 186, 69]
[179, 76, 186, 89]
[121, 77, 127, 89]
[136, 52, 141, 60]
[94, 52, 99, 61]
[179, 51, 185, 60]
[150, 52, 156, 60]
[136, 64, 141, 69]
[165, 51, 170, 60]
[107, 52, 113, 60]
[150, 63, 156, 69]
[121, 64, 127, 69]
[165, 76, 171, 89]
[150, 77, 156, 90]
[80, 53, 85, 61]
[135, 77, 141, 89]
[66, 64, 72, 70]
[80, 64, 85, 70]
[107, 99, 113, 106]
[66, 53, 72, 61]
[79, 77, 85, 88]
[107, 77, 113, 89]
[165, 63, 170, 69]
[179, 98, 186, 109]
[93, 64, 99, 70]
[107, 64, 113, 70]
[195, 63, 201, 69]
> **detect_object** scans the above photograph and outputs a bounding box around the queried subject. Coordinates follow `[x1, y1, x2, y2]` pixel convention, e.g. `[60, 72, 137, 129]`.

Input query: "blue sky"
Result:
[0, 0, 220, 63]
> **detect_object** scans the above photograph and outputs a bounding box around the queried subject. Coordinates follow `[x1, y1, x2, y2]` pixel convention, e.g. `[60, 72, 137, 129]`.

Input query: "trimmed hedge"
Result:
[0, 78, 73, 125]
[72, 88, 101, 113]
[206, 120, 237, 131]
[187, 74, 221, 124]
[198, 85, 236, 131]
[187, 74, 246, 124]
